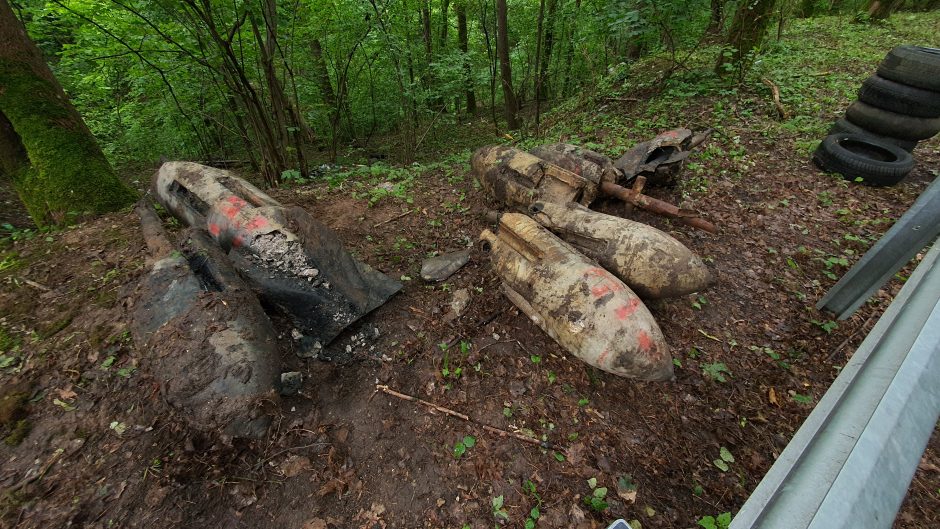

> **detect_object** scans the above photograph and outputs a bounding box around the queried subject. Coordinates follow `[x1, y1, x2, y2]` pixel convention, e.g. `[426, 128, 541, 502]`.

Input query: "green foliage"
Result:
[702, 362, 731, 383]
[698, 512, 732, 529]
[584, 477, 609, 512]
[0, 58, 136, 225]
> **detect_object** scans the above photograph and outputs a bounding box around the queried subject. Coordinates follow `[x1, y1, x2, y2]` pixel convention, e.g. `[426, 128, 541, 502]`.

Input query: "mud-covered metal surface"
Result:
[527, 143, 619, 186]
[473, 143, 717, 233]
[479, 213, 673, 381]
[153, 162, 402, 349]
[528, 201, 712, 299]
[471, 145, 600, 208]
[614, 128, 711, 186]
[131, 203, 279, 439]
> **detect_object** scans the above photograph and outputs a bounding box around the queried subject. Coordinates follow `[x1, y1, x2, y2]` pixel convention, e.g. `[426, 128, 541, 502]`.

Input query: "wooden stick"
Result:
[376, 385, 563, 452]
[373, 209, 412, 228]
[762, 77, 790, 120]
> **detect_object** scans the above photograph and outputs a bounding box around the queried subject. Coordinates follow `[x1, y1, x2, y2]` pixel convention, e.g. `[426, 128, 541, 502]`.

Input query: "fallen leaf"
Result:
[53, 398, 76, 411]
[280, 455, 311, 477]
[618, 489, 638, 503]
[301, 519, 327, 529]
[768, 387, 779, 406]
[56, 387, 77, 400]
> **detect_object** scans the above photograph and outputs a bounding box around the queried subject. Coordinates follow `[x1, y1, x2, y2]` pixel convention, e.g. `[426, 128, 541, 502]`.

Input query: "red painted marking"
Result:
[583, 267, 609, 279]
[208, 223, 221, 236]
[615, 298, 641, 320]
[220, 195, 249, 220]
[596, 348, 610, 367]
[245, 216, 269, 232]
[232, 235, 244, 248]
[636, 330, 652, 352]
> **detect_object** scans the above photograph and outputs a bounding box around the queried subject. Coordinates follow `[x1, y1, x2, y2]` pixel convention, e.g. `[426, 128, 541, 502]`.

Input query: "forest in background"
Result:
[10, 0, 938, 189]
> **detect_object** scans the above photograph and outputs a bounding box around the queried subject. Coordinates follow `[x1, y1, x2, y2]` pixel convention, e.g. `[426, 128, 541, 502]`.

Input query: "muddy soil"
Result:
[1, 133, 938, 529]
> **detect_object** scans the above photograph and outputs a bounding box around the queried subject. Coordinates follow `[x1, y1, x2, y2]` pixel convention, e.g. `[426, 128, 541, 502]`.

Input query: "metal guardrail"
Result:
[730, 242, 940, 529]
[817, 175, 940, 319]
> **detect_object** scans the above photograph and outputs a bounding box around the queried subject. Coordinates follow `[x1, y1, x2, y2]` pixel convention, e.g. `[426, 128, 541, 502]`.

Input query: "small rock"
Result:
[296, 339, 322, 359]
[450, 288, 471, 317]
[280, 372, 303, 396]
[300, 268, 319, 278]
[420, 249, 471, 282]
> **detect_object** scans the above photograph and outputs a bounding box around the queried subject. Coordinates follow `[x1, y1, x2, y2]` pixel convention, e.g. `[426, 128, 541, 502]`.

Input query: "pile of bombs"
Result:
[472, 130, 717, 382]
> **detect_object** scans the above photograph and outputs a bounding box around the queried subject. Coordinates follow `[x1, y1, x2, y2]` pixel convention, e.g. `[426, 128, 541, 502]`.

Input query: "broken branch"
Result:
[761, 77, 789, 120]
[375, 385, 563, 452]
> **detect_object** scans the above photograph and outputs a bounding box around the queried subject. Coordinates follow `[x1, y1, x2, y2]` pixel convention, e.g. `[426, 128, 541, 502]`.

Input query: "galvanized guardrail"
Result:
[730, 241, 940, 529]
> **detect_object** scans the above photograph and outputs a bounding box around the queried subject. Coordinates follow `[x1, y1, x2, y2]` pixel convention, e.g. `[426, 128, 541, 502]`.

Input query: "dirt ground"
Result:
[1, 127, 939, 528]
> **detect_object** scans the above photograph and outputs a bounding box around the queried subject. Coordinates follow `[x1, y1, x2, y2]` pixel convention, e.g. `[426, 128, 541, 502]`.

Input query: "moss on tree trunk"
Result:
[715, 0, 778, 80]
[0, 1, 136, 225]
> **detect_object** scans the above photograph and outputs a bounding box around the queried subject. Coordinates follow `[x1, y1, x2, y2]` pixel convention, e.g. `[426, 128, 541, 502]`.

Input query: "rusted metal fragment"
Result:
[528, 143, 619, 186]
[614, 128, 711, 186]
[132, 202, 279, 439]
[480, 213, 673, 381]
[153, 162, 402, 349]
[529, 201, 712, 299]
[471, 145, 599, 208]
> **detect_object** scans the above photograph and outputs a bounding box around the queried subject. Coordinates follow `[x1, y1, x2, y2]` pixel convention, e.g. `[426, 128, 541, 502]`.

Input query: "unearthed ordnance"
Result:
[471, 145, 717, 233]
[153, 162, 401, 349]
[525, 201, 712, 299]
[131, 201, 279, 439]
[614, 128, 712, 186]
[528, 143, 620, 186]
[479, 213, 673, 381]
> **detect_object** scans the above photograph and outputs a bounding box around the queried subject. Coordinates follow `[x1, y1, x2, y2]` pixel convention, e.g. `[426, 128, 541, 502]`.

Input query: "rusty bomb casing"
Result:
[527, 201, 712, 299]
[471, 145, 601, 208]
[479, 213, 674, 381]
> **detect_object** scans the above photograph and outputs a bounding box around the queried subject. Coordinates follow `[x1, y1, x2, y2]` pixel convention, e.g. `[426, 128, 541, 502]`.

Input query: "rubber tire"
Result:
[813, 134, 914, 187]
[830, 118, 917, 152]
[877, 46, 940, 92]
[858, 75, 940, 118]
[844, 101, 940, 141]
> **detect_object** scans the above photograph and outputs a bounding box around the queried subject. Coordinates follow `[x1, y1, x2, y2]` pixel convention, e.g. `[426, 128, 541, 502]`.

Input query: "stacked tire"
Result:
[815, 46, 940, 186]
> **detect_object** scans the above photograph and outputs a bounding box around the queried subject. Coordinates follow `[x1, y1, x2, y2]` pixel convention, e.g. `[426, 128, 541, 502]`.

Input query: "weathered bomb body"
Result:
[480, 213, 674, 381]
[132, 205, 279, 439]
[471, 145, 601, 208]
[528, 201, 712, 299]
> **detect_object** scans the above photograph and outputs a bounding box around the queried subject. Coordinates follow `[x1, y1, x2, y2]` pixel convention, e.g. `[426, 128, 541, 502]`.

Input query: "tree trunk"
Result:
[457, 3, 476, 114]
[562, 0, 581, 97]
[715, 0, 778, 80]
[708, 0, 727, 33]
[0, 109, 27, 180]
[866, 0, 904, 20]
[533, 0, 545, 131]
[538, 0, 557, 101]
[495, 0, 518, 129]
[439, 0, 450, 47]
[0, 0, 136, 225]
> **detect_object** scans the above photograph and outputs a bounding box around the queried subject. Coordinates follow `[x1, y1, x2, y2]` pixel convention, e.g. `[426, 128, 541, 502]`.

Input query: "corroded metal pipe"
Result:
[480, 213, 673, 381]
[528, 201, 712, 299]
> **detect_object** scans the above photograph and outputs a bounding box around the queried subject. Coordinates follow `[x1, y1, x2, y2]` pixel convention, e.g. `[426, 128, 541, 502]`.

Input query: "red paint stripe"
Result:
[637, 330, 652, 352]
[208, 223, 220, 236]
[615, 298, 641, 320]
[596, 348, 610, 367]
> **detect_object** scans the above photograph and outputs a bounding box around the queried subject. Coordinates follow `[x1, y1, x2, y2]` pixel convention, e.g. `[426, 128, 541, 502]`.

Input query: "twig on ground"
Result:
[761, 77, 790, 120]
[376, 385, 563, 452]
[4, 448, 64, 495]
[21, 278, 51, 292]
[373, 209, 412, 228]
